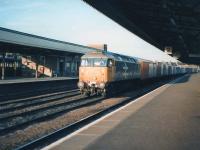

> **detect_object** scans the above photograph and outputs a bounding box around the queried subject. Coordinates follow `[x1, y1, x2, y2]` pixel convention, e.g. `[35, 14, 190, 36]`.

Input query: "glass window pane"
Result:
[81, 58, 107, 67]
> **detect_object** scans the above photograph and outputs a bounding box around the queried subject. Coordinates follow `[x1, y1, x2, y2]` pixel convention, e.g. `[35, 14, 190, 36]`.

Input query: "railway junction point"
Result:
[44, 73, 200, 150]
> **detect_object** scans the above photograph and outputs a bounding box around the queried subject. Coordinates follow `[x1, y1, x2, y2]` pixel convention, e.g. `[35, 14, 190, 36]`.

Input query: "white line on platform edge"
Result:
[42, 75, 188, 150]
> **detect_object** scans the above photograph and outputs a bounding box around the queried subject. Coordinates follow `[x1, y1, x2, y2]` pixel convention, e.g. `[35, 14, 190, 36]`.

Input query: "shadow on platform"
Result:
[173, 74, 191, 84]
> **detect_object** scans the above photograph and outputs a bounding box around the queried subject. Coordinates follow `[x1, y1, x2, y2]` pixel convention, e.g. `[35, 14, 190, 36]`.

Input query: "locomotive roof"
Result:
[82, 50, 139, 63]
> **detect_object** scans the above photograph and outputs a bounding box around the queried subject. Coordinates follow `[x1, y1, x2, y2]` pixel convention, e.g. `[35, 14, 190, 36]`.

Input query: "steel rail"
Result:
[0, 95, 104, 136]
[0, 90, 80, 113]
[0, 89, 79, 106]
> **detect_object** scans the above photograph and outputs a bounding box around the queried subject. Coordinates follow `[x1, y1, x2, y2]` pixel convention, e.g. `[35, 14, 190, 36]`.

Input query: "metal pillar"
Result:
[1, 53, 5, 80]
[14, 61, 17, 77]
[14, 54, 17, 77]
[35, 63, 38, 78]
[34, 55, 40, 79]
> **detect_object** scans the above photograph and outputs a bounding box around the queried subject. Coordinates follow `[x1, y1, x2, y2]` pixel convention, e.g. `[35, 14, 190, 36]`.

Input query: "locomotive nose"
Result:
[79, 67, 107, 88]
[94, 76, 98, 81]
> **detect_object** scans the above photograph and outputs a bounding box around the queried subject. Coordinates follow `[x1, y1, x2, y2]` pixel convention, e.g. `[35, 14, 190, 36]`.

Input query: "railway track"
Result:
[14, 79, 171, 150]
[0, 92, 105, 136]
[0, 89, 80, 113]
[0, 79, 78, 102]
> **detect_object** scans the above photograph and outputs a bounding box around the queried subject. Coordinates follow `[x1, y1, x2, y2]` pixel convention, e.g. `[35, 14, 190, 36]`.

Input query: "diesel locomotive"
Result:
[77, 50, 199, 96]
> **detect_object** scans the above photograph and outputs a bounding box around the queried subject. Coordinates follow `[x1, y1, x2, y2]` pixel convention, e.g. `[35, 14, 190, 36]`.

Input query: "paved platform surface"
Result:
[0, 77, 77, 84]
[45, 74, 200, 150]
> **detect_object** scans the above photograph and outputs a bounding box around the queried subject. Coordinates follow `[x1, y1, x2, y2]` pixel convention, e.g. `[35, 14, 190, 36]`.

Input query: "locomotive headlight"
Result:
[99, 82, 105, 89]
[77, 81, 84, 88]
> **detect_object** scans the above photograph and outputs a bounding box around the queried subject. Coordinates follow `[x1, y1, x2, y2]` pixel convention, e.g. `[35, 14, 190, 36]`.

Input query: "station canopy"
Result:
[0, 27, 97, 55]
[84, 0, 200, 64]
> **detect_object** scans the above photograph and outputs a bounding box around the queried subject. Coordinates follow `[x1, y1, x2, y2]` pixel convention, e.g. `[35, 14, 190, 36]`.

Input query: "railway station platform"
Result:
[45, 73, 200, 150]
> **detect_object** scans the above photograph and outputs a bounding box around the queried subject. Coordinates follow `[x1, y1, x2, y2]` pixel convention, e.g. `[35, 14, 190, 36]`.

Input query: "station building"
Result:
[0, 27, 98, 79]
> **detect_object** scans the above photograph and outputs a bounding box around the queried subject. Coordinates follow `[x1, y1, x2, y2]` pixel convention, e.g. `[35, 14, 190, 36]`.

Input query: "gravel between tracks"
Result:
[0, 94, 82, 120]
[0, 95, 127, 150]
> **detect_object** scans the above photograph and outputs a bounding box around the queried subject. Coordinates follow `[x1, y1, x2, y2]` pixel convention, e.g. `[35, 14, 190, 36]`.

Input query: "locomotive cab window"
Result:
[107, 59, 114, 67]
[81, 58, 107, 67]
[94, 58, 107, 67]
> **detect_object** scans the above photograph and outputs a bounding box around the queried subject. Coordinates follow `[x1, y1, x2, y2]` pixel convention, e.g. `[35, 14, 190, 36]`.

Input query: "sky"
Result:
[0, 0, 178, 62]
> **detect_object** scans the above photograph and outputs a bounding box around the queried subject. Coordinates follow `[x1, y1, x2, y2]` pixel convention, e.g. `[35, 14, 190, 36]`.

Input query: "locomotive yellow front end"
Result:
[77, 51, 114, 96]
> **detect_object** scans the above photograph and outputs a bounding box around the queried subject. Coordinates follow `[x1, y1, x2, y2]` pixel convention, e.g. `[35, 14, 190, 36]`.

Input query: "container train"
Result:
[77, 50, 199, 96]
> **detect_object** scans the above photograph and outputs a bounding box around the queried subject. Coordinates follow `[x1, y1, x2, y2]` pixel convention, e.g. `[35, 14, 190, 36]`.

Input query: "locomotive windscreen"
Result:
[81, 58, 107, 67]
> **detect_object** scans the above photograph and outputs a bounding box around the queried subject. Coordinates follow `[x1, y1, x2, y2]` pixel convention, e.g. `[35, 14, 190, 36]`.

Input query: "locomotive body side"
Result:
[114, 60, 140, 81]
